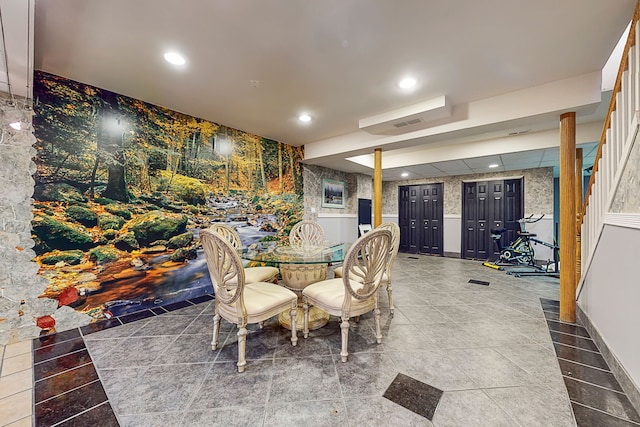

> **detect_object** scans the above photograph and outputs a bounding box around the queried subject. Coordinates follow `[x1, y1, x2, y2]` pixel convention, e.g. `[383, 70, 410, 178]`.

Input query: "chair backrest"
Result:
[358, 223, 372, 236]
[342, 228, 392, 303]
[289, 220, 325, 247]
[376, 222, 400, 276]
[200, 229, 246, 314]
[209, 223, 243, 249]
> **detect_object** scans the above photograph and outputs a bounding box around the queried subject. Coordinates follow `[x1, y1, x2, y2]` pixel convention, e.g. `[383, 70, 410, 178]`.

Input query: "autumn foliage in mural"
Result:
[32, 71, 304, 319]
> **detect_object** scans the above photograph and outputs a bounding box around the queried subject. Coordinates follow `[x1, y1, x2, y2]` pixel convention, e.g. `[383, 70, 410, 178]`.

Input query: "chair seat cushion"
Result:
[239, 283, 297, 316]
[229, 266, 279, 285]
[333, 266, 388, 282]
[302, 278, 371, 311]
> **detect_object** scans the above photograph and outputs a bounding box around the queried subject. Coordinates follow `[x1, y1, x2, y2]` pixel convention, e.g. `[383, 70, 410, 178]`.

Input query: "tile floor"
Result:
[3, 254, 640, 426]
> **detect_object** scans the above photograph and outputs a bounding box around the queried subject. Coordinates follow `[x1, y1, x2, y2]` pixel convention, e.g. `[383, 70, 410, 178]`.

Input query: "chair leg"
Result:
[302, 299, 310, 339]
[386, 281, 394, 316]
[340, 317, 350, 362]
[237, 326, 247, 373]
[211, 313, 221, 350]
[374, 306, 382, 344]
[290, 304, 298, 346]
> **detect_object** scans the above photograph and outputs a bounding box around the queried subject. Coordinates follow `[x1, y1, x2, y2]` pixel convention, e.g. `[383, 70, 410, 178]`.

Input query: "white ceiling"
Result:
[2, 0, 636, 181]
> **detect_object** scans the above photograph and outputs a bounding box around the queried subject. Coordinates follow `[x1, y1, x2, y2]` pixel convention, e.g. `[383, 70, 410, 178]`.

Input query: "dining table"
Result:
[238, 240, 350, 330]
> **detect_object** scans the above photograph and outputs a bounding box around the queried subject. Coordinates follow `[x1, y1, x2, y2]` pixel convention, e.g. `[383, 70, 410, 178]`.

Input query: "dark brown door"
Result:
[462, 178, 522, 259]
[398, 183, 444, 255]
[420, 184, 443, 255]
[398, 186, 410, 252]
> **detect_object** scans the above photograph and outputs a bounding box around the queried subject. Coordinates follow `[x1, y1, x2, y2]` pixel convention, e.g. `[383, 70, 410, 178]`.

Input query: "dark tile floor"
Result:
[31, 255, 640, 426]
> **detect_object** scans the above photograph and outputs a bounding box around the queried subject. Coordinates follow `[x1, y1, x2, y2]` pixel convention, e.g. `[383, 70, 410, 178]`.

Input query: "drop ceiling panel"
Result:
[432, 160, 472, 172]
[463, 155, 502, 168]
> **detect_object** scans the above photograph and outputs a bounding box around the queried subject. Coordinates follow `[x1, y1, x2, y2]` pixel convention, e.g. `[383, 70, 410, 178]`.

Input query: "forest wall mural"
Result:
[32, 71, 304, 321]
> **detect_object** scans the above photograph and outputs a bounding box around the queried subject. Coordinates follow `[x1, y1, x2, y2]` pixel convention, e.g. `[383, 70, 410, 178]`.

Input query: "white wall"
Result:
[317, 214, 358, 243]
[578, 224, 640, 392]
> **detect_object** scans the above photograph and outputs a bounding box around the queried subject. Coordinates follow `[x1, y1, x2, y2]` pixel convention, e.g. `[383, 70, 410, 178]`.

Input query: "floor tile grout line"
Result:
[35, 378, 102, 406]
[549, 329, 596, 343]
[570, 400, 640, 425]
[49, 400, 112, 427]
[556, 356, 613, 373]
[552, 341, 603, 355]
[32, 332, 83, 352]
[479, 387, 526, 427]
[563, 374, 631, 396]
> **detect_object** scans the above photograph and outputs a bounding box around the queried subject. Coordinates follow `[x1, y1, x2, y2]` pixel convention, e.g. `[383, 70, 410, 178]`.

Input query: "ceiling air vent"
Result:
[508, 129, 531, 136]
[359, 96, 452, 135]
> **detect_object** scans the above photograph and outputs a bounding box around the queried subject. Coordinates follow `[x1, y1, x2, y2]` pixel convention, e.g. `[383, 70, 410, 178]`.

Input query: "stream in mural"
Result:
[32, 71, 304, 321]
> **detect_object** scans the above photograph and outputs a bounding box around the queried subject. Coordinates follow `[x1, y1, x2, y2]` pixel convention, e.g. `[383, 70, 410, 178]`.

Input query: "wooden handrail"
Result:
[582, 0, 640, 220]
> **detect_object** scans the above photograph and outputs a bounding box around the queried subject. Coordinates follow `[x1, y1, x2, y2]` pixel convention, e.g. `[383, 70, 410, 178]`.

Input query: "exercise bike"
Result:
[485, 214, 560, 277]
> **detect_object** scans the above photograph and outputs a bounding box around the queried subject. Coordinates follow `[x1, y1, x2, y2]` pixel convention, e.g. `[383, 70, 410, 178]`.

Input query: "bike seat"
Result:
[490, 228, 506, 234]
[517, 232, 536, 237]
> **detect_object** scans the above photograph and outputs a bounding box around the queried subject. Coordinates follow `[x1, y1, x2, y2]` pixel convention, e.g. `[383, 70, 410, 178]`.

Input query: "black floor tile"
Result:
[119, 309, 156, 324]
[383, 373, 443, 421]
[188, 294, 215, 304]
[468, 279, 490, 286]
[572, 402, 640, 427]
[162, 300, 194, 312]
[564, 377, 640, 424]
[33, 328, 81, 350]
[540, 298, 560, 306]
[35, 363, 99, 403]
[553, 343, 610, 370]
[35, 380, 109, 427]
[80, 319, 122, 336]
[547, 320, 591, 338]
[544, 311, 561, 321]
[34, 349, 93, 381]
[550, 331, 600, 352]
[56, 402, 120, 427]
[34, 337, 86, 364]
[559, 359, 624, 393]
[150, 307, 168, 315]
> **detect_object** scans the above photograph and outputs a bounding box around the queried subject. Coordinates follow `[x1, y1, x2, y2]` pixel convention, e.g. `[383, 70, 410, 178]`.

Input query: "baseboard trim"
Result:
[577, 304, 640, 416]
[443, 251, 460, 258]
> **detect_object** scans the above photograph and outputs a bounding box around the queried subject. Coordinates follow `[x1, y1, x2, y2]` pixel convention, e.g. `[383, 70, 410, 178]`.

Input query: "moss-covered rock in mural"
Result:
[113, 231, 140, 251]
[34, 183, 86, 203]
[102, 229, 118, 240]
[88, 246, 122, 264]
[169, 246, 197, 262]
[40, 249, 85, 265]
[32, 215, 94, 252]
[98, 213, 125, 231]
[125, 211, 188, 246]
[66, 205, 98, 227]
[104, 204, 132, 220]
[167, 231, 194, 249]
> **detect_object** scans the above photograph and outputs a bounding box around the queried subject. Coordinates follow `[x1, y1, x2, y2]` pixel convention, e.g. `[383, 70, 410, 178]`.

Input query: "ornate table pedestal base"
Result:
[278, 263, 329, 331]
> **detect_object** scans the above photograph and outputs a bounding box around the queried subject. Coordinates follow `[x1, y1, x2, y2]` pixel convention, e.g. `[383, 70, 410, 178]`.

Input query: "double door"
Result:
[462, 178, 523, 259]
[398, 183, 443, 255]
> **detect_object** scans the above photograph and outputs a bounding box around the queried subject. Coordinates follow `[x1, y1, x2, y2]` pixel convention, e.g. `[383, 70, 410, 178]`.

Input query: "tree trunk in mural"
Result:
[258, 139, 266, 190]
[278, 142, 283, 194]
[100, 91, 131, 202]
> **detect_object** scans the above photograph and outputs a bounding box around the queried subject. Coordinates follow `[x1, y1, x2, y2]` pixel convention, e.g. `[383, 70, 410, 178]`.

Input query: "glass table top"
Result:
[239, 241, 350, 264]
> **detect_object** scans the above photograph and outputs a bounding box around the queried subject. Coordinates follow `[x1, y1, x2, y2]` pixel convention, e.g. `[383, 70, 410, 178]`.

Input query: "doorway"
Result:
[398, 183, 444, 255]
[462, 178, 523, 259]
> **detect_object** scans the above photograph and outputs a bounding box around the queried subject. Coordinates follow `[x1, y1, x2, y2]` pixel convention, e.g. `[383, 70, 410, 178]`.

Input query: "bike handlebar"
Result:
[518, 214, 545, 223]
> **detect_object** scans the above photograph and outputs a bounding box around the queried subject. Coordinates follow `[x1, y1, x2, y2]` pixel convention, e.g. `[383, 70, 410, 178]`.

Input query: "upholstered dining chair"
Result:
[289, 220, 325, 247]
[333, 222, 400, 314]
[208, 223, 279, 284]
[200, 229, 298, 372]
[302, 228, 392, 362]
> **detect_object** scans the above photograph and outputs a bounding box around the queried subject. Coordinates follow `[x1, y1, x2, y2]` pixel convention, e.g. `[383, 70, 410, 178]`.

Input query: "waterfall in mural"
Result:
[32, 71, 304, 320]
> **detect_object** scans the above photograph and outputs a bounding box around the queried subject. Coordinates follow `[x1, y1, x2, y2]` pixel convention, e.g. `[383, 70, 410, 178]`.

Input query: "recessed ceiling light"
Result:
[398, 77, 417, 89]
[401, 172, 409, 177]
[489, 163, 500, 168]
[9, 122, 21, 130]
[298, 114, 311, 122]
[164, 52, 186, 65]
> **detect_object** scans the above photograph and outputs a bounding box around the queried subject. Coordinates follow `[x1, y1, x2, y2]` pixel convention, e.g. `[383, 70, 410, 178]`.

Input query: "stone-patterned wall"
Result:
[0, 101, 91, 344]
[611, 136, 640, 213]
[382, 167, 554, 215]
[356, 174, 373, 200]
[303, 165, 358, 217]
